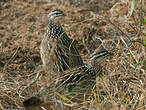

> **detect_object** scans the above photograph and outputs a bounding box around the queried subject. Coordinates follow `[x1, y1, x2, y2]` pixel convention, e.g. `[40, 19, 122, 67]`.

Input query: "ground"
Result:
[0, 0, 145, 110]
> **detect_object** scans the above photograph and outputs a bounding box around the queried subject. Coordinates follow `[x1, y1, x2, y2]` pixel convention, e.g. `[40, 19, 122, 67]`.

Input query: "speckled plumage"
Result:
[23, 49, 112, 109]
[40, 9, 84, 73]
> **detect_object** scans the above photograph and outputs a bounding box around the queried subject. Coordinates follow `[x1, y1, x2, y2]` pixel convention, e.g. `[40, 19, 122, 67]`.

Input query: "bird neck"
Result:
[45, 19, 64, 38]
[90, 56, 102, 75]
[48, 18, 60, 24]
[90, 58, 100, 69]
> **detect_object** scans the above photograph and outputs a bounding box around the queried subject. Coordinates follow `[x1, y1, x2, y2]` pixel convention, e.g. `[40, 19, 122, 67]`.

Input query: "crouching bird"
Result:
[23, 49, 112, 110]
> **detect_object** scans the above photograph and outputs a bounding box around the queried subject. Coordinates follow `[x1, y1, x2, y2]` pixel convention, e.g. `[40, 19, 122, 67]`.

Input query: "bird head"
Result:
[90, 48, 113, 66]
[48, 9, 66, 21]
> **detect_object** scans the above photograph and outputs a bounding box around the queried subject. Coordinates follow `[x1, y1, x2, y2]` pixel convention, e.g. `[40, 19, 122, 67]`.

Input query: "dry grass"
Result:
[0, 0, 145, 110]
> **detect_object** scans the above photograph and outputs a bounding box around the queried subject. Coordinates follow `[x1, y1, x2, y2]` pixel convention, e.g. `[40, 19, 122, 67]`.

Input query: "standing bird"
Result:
[23, 49, 112, 109]
[40, 9, 84, 73]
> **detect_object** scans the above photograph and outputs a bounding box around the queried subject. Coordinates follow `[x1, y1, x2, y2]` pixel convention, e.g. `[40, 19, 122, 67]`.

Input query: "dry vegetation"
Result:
[0, 0, 145, 110]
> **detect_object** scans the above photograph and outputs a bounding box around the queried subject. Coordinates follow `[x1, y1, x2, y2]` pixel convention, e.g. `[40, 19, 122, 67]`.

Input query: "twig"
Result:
[20, 70, 41, 95]
[4, 47, 20, 71]
[96, 37, 106, 49]
[0, 101, 4, 110]
[41, 107, 47, 110]
[120, 36, 138, 63]
[108, 19, 131, 41]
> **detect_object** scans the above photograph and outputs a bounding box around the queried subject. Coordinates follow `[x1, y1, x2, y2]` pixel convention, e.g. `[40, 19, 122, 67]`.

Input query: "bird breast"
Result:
[40, 35, 57, 69]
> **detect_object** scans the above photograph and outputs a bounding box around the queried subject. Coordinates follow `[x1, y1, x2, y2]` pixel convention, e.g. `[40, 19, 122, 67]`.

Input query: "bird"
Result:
[40, 9, 84, 74]
[23, 49, 112, 109]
